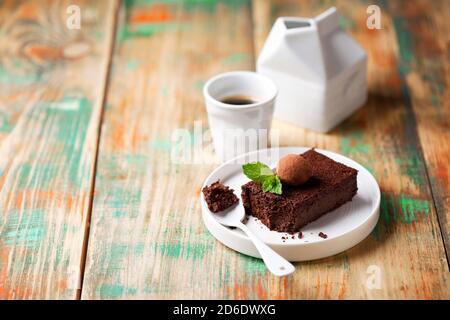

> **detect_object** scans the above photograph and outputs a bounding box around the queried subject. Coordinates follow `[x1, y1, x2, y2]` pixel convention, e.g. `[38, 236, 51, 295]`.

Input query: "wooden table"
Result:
[0, 0, 448, 300]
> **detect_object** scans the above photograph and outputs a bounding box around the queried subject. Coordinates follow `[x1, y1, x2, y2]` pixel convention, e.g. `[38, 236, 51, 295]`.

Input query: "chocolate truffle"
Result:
[276, 154, 312, 186]
[202, 180, 239, 213]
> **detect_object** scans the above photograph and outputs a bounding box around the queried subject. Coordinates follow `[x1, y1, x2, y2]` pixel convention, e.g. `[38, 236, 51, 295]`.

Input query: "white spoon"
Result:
[211, 203, 295, 277]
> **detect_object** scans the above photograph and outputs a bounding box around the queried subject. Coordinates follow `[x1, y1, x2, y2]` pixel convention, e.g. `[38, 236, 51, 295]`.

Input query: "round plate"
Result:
[201, 147, 380, 261]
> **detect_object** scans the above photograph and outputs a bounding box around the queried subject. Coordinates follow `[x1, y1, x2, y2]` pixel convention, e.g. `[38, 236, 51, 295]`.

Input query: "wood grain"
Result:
[0, 0, 448, 300]
[251, 0, 450, 298]
[80, 0, 450, 299]
[0, 0, 118, 299]
[387, 0, 450, 259]
[81, 0, 263, 299]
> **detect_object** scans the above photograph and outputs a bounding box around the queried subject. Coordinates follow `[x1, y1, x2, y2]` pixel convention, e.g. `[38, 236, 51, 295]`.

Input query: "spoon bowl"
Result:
[208, 198, 295, 277]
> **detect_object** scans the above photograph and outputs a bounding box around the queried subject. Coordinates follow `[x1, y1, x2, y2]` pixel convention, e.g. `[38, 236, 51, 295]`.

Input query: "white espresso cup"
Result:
[203, 71, 277, 162]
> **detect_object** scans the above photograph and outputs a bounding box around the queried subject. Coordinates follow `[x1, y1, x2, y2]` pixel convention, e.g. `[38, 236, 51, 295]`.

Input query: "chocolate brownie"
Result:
[202, 180, 239, 213]
[241, 149, 357, 233]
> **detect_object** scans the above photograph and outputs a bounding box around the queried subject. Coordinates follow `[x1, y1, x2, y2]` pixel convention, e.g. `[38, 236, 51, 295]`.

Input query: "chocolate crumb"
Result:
[319, 232, 328, 239]
[298, 232, 303, 239]
[202, 180, 239, 213]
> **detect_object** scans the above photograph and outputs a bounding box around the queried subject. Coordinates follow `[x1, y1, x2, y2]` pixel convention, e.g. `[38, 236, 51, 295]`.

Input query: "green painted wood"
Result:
[81, 0, 450, 299]
[0, 0, 118, 299]
[2, 0, 447, 300]
[81, 0, 265, 299]
[386, 0, 450, 261]
[252, 0, 449, 298]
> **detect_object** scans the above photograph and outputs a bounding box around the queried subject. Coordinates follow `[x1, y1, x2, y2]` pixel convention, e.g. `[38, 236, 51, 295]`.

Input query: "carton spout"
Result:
[314, 7, 339, 35]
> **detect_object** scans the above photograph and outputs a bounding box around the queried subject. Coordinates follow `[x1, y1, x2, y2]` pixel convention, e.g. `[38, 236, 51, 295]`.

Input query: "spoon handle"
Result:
[237, 222, 295, 276]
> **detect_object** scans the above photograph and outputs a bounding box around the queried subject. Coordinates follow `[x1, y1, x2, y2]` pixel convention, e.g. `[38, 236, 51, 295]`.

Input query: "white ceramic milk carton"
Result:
[257, 7, 367, 132]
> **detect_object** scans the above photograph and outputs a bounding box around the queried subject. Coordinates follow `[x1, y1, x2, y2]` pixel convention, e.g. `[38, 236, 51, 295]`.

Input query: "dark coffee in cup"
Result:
[220, 95, 257, 105]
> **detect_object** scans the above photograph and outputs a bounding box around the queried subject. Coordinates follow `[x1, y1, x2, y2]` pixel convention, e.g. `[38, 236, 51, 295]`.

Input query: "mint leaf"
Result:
[242, 162, 274, 183]
[262, 175, 282, 195]
[242, 162, 282, 195]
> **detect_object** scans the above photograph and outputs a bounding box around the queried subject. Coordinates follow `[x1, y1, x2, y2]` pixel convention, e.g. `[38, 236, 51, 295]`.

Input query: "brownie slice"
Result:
[241, 149, 357, 233]
[202, 180, 239, 213]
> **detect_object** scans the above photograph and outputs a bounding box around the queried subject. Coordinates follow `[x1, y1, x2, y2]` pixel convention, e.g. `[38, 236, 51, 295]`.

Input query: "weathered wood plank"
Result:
[82, 0, 449, 299]
[387, 0, 450, 260]
[251, 0, 449, 299]
[0, 0, 117, 299]
[81, 0, 262, 299]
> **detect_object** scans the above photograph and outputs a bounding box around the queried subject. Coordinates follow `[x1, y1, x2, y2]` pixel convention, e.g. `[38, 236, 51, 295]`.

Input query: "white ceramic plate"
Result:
[201, 147, 380, 261]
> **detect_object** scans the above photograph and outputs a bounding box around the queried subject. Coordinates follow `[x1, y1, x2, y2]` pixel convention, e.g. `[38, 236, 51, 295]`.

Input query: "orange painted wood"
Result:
[388, 0, 450, 258]
[250, 0, 450, 299]
[0, 0, 118, 299]
[81, 0, 258, 299]
[80, 0, 449, 299]
[0, 0, 448, 300]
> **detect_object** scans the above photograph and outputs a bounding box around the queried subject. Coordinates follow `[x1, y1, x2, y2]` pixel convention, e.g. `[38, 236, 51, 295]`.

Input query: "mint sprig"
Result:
[242, 162, 282, 195]
[262, 175, 282, 194]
